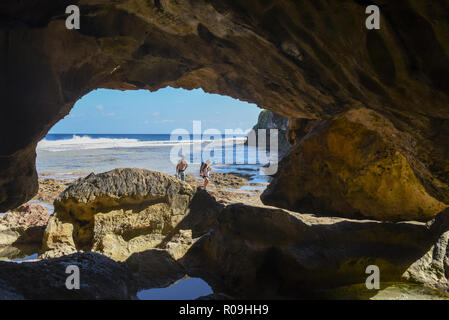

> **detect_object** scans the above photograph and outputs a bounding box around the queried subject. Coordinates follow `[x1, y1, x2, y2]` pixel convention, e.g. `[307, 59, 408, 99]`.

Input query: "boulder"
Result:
[248, 109, 292, 159]
[262, 108, 448, 222]
[0, 252, 131, 299]
[41, 168, 220, 261]
[0, 203, 49, 260]
[2, 1, 449, 216]
[32, 178, 70, 204]
[210, 172, 249, 189]
[183, 203, 449, 299]
[126, 249, 186, 290]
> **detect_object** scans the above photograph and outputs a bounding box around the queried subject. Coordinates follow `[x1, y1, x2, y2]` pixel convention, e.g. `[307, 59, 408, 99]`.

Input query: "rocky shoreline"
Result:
[0, 168, 448, 300]
[0, 170, 266, 262]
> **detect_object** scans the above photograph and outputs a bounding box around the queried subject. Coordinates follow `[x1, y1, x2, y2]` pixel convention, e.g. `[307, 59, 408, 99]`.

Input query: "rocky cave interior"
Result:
[1, 0, 449, 299]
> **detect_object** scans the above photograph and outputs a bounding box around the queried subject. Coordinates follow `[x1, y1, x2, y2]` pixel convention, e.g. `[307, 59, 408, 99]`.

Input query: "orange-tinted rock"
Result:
[262, 109, 448, 221]
[1, 1, 449, 212]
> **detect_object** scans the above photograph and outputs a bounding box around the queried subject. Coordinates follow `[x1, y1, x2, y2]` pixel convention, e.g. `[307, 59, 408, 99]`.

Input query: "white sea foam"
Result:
[37, 135, 246, 152]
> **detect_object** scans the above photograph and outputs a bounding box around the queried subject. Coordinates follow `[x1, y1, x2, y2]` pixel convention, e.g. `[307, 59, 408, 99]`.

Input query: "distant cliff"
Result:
[248, 110, 291, 159]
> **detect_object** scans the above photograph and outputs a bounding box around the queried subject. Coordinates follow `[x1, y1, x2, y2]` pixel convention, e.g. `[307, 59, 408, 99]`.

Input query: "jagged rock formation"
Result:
[1, 1, 449, 214]
[2, 0, 449, 299]
[209, 172, 249, 189]
[183, 203, 449, 299]
[0, 252, 131, 299]
[0, 203, 49, 260]
[41, 168, 220, 261]
[248, 109, 292, 159]
[1, 168, 449, 299]
[262, 108, 448, 221]
[33, 178, 72, 205]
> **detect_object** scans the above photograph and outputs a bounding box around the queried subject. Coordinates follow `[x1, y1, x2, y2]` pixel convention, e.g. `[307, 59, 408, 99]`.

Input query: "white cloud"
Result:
[95, 105, 115, 117]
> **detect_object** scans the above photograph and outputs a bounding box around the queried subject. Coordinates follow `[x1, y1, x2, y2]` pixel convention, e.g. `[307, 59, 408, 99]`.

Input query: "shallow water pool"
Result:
[137, 277, 213, 300]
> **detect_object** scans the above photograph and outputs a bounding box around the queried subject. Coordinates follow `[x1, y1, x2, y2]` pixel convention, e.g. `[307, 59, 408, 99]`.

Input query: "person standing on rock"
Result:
[176, 155, 188, 182]
[200, 160, 212, 189]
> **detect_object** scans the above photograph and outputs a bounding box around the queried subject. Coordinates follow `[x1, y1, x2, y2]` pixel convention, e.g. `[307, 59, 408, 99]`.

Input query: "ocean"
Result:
[36, 134, 270, 184]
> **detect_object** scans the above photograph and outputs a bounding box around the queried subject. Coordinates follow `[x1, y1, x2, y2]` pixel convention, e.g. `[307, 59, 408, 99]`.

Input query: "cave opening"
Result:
[1, 86, 272, 261]
[34, 86, 267, 182]
[2, 0, 449, 300]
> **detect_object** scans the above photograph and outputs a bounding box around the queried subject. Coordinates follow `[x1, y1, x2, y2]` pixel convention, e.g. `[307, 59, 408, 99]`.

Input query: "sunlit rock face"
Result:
[250, 109, 292, 159]
[0, 203, 49, 260]
[41, 168, 220, 261]
[262, 108, 448, 222]
[1, 1, 449, 213]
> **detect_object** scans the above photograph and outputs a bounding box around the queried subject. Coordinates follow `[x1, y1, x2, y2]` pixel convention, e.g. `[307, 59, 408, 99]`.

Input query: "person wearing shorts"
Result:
[176, 155, 188, 182]
[200, 160, 211, 189]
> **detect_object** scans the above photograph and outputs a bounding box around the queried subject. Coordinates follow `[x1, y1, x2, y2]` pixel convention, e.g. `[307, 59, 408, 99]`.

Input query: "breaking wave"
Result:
[37, 135, 246, 152]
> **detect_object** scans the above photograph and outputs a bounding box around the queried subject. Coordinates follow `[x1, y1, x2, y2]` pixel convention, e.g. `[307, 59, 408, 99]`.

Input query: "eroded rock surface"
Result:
[249, 109, 292, 159]
[183, 203, 449, 299]
[2, 168, 449, 299]
[262, 108, 448, 222]
[0, 203, 49, 260]
[210, 172, 249, 189]
[0, 252, 131, 299]
[32, 178, 71, 204]
[1, 1, 449, 212]
[41, 168, 220, 261]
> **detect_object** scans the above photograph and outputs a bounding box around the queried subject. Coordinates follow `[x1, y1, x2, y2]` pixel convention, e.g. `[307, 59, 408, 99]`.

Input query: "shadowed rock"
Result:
[2, 1, 449, 212]
[249, 109, 292, 159]
[0, 252, 131, 299]
[182, 203, 449, 299]
[2, 170, 449, 299]
[262, 108, 448, 222]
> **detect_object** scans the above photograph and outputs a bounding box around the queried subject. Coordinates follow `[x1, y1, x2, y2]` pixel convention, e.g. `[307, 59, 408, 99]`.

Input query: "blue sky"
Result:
[49, 88, 262, 134]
